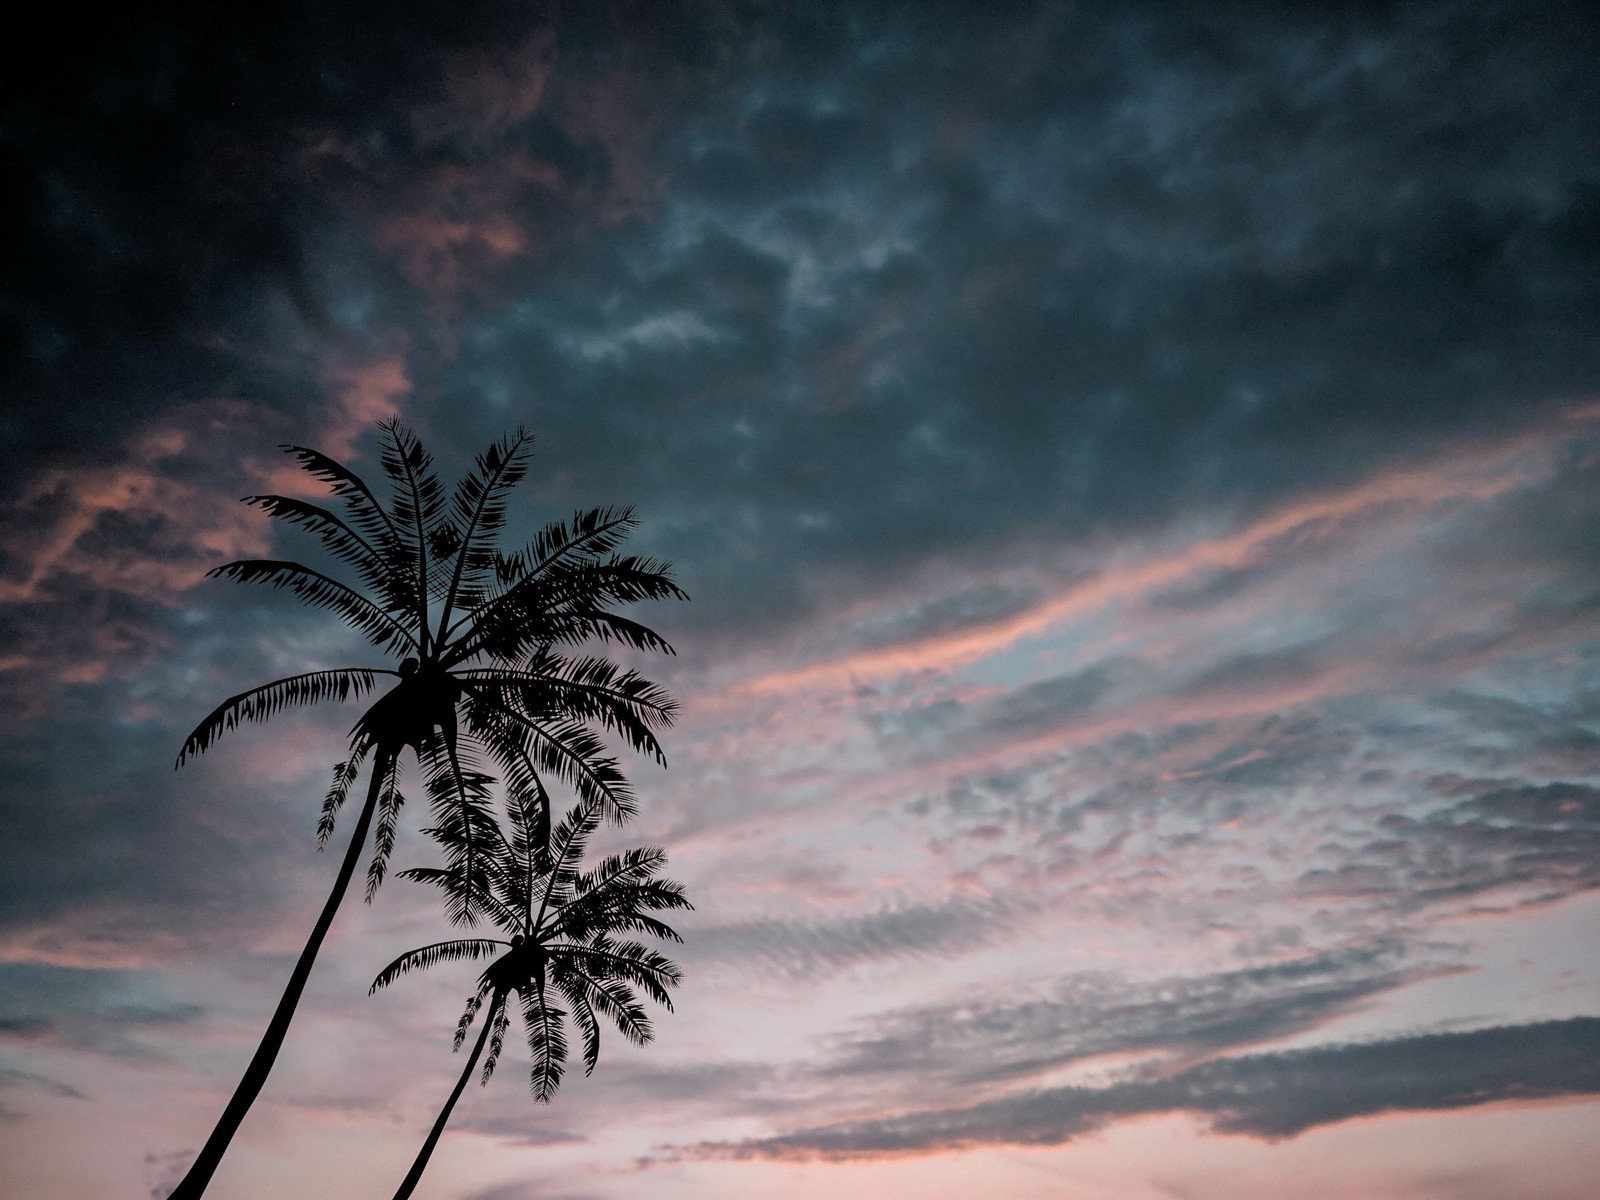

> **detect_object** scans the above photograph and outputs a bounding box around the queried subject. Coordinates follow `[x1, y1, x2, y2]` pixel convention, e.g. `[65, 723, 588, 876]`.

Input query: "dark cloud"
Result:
[404, 0, 1600, 646]
[1296, 775, 1600, 913]
[1, 1, 529, 471]
[0, 964, 203, 1060]
[0, 689, 346, 960]
[871, 664, 1121, 752]
[5, 0, 1598, 667]
[0, 0, 726, 488]
[822, 941, 1447, 1091]
[1176, 645, 1331, 702]
[679, 1016, 1600, 1160]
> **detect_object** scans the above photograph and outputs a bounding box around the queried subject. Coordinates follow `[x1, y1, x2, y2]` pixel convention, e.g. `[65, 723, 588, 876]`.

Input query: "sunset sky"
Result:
[3, 3, 1599, 1198]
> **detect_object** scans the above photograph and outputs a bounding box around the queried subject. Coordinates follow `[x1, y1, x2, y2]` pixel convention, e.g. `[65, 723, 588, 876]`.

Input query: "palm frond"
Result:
[530, 802, 600, 933]
[207, 560, 419, 654]
[279, 443, 405, 558]
[499, 765, 552, 916]
[369, 939, 506, 993]
[447, 564, 682, 667]
[416, 736, 502, 926]
[500, 507, 641, 587]
[557, 869, 691, 946]
[438, 429, 535, 641]
[578, 847, 670, 896]
[363, 759, 405, 903]
[564, 554, 689, 606]
[241, 494, 416, 615]
[177, 668, 390, 767]
[563, 963, 653, 1046]
[554, 882, 691, 945]
[561, 940, 683, 1009]
[458, 657, 677, 763]
[461, 688, 637, 822]
[316, 747, 371, 847]
[538, 609, 680, 657]
[554, 969, 602, 1074]
[441, 506, 641, 651]
[519, 985, 567, 1101]
[454, 990, 486, 1052]
[482, 994, 512, 1084]
[396, 863, 520, 930]
[378, 420, 449, 640]
[546, 802, 600, 883]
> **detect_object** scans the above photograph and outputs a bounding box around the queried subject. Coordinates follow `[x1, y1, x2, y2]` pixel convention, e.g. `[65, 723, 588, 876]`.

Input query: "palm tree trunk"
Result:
[167, 756, 391, 1200]
[392, 993, 502, 1200]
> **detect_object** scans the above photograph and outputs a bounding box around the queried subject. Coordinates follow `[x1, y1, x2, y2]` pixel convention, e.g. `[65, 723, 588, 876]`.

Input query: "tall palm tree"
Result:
[166, 420, 684, 1200]
[372, 792, 690, 1200]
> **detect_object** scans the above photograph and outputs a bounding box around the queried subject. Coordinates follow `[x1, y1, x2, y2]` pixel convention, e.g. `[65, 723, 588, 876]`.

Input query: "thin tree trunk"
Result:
[167, 757, 390, 1200]
[392, 993, 502, 1200]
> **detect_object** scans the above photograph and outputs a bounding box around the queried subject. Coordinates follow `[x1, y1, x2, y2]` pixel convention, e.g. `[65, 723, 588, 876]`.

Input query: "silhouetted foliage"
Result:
[166, 420, 683, 1200]
[373, 794, 690, 1199]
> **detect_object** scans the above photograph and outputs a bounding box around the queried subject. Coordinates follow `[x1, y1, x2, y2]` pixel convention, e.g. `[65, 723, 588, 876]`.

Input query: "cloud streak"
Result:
[676, 1018, 1600, 1162]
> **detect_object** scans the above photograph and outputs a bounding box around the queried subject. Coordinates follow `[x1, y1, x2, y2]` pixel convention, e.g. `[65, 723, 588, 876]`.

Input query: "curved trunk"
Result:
[167, 756, 391, 1200]
[392, 993, 502, 1200]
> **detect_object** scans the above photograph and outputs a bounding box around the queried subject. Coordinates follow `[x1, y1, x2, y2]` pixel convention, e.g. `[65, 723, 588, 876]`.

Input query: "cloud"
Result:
[2, 5, 1598, 1196]
[738, 414, 1588, 692]
[0, 963, 204, 1061]
[437, 1111, 586, 1149]
[688, 894, 1026, 981]
[674, 1017, 1600, 1162]
[0, 1066, 84, 1103]
[0, 1065, 85, 1124]
[821, 941, 1451, 1091]
[466, 1186, 602, 1200]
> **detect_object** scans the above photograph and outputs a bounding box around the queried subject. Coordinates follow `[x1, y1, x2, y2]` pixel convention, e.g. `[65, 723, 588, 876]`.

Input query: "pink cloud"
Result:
[0, 419, 269, 609]
[377, 163, 541, 299]
[319, 352, 415, 458]
[741, 409, 1594, 697]
[0, 353, 418, 700]
[309, 30, 676, 308]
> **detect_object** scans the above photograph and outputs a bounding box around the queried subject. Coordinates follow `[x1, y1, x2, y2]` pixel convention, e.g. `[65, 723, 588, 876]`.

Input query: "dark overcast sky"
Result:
[3, 4, 1599, 1198]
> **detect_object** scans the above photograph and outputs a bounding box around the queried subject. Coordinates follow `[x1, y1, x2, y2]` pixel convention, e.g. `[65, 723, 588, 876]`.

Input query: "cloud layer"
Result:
[2, 3, 1597, 1199]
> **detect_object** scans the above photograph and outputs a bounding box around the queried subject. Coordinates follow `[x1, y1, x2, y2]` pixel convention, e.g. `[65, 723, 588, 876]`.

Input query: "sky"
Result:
[2, 2, 1599, 1197]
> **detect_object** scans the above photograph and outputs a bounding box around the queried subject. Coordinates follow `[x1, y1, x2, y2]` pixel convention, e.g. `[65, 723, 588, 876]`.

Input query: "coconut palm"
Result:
[372, 792, 690, 1200]
[166, 420, 684, 1200]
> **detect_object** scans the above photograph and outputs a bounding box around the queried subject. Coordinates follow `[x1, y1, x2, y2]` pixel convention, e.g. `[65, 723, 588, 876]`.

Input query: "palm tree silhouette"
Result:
[167, 420, 684, 1199]
[372, 792, 690, 1200]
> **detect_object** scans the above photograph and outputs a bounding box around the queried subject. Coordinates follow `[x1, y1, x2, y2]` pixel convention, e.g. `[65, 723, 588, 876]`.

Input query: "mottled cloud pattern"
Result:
[2, 3, 1597, 1199]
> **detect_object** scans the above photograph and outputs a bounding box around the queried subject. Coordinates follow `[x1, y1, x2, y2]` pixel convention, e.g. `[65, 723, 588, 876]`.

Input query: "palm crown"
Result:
[178, 419, 685, 909]
[375, 793, 691, 1098]
[371, 794, 690, 1200]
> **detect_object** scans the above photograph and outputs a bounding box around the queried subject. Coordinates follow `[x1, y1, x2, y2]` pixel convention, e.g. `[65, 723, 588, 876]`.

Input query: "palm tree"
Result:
[372, 793, 690, 1200]
[166, 420, 685, 1200]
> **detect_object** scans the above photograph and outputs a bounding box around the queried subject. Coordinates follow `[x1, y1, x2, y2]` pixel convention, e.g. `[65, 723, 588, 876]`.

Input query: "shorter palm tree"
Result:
[371, 792, 690, 1200]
